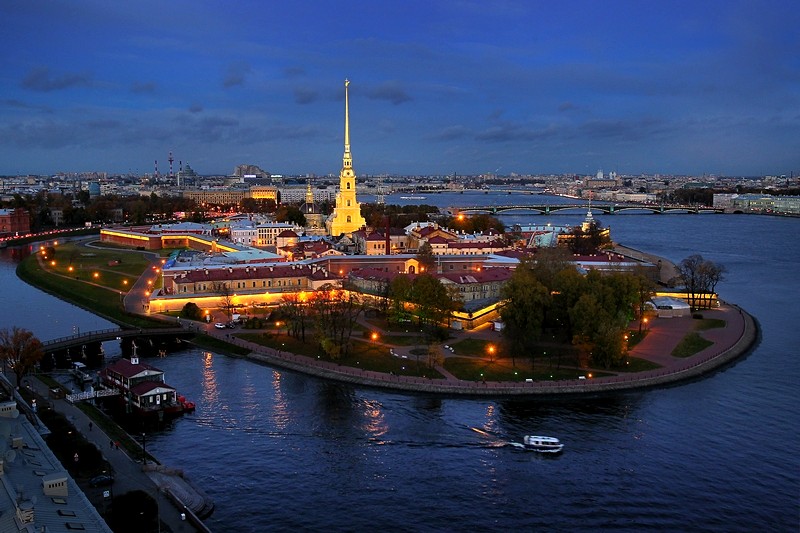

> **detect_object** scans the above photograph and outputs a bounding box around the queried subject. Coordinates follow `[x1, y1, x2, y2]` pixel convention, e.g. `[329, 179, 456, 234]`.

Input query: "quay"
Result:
[179, 301, 757, 398]
[16, 374, 213, 533]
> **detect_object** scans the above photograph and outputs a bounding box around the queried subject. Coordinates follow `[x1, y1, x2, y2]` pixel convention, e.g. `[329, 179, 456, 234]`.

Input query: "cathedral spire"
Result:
[343, 79, 352, 169]
[327, 78, 365, 237]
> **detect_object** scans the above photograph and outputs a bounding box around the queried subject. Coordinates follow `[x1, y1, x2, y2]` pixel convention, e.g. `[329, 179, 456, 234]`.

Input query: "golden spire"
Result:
[343, 79, 352, 169]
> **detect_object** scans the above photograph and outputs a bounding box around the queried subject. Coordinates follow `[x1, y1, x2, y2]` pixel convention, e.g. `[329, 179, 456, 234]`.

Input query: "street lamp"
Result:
[141, 433, 146, 465]
[487, 344, 496, 362]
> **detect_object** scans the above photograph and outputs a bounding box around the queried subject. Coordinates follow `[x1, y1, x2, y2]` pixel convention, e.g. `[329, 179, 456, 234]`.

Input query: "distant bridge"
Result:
[43, 327, 187, 352]
[446, 203, 724, 216]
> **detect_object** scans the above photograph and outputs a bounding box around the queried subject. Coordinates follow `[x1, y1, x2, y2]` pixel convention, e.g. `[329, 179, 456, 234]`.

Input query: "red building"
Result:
[0, 208, 31, 237]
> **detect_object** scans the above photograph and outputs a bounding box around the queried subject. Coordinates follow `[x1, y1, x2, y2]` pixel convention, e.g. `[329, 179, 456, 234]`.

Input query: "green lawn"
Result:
[236, 331, 441, 378]
[443, 356, 601, 382]
[695, 318, 726, 330]
[616, 356, 662, 372]
[671, 332, 714, 358]
[16, 249, 166, 328]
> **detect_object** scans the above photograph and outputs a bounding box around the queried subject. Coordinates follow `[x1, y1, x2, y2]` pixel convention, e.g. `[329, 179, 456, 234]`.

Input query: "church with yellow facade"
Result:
[326, 79, 366, 237]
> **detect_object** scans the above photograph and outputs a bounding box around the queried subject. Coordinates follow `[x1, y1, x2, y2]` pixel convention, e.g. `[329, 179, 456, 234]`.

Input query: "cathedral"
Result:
[301, 179, 325, 231]
[326, 79, 366, 237]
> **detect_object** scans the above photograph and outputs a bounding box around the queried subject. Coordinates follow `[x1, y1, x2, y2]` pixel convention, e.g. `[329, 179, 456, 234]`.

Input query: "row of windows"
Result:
[180, 278, 304, 293]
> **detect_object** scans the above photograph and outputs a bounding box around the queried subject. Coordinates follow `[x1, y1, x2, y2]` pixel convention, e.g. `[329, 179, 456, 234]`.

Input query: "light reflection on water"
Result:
[1, 209, 798, 531]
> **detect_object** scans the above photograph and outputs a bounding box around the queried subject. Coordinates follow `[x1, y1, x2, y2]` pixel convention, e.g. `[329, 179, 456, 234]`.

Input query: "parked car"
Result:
[89, 473, 114, 487]
[214, 323, 227, 329]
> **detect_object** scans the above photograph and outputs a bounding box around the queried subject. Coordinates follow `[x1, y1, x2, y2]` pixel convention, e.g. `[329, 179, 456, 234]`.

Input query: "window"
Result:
[347, 200, 351, 206]
[347, 182, 351, 190]
[347, 216, 352, 223]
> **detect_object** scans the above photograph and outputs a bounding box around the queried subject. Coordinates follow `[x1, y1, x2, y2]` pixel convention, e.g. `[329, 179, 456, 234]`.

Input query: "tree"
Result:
[415, 242, 436, 273]
[180, 302, 203, 321]
[279, 292, 313, 342]
[213, 282, 235, 321]
[388, 275, 413, 323]
[500, 265, 551, 366]
[0, 327, 44, 388]
[312, 284, 364, 360]
[412, 273, 453, 328]
[275, 205, 306, 227]
[569, 294, 628, 369]
[678, 254, 726, 310]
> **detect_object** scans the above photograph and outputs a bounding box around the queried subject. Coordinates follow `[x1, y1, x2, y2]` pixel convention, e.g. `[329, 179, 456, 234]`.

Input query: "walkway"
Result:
[22, 376, 210, 533]
[179, 302, 757, 396]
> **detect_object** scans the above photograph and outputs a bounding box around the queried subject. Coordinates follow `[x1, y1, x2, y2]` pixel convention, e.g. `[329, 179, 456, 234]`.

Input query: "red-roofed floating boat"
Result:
[99, 355, 195, 419]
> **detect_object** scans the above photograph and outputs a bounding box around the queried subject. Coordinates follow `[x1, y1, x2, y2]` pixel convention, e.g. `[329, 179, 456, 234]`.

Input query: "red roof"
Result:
[447, 240, 505, 249]
[131, 381, 175, 396]
[175, 263, 336, 283]
[438, 268, 513, 284]
[277, 229, 298, 237]
[103, 358, 162, 379]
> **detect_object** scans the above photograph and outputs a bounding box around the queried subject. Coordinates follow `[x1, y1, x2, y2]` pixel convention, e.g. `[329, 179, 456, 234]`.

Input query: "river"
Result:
[1, 196, 797, 532]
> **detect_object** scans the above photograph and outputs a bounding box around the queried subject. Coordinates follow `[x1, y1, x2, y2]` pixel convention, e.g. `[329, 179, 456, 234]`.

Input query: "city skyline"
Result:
[1, 1, 798, 177]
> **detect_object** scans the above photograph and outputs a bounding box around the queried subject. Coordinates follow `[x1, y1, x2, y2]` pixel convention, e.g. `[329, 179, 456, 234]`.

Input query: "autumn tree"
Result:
[279, 292, 313, 342]
[312, 285, 364, 360]
[0, 327, 44, 388]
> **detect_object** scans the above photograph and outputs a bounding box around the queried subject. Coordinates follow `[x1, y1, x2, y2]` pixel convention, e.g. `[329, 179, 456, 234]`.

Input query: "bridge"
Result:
[43, 327, 187, 352]
[446, 203, 724, 216]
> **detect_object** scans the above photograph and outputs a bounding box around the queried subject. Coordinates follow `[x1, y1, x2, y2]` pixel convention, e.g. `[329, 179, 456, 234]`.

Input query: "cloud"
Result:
[292, 86, 318, 105]
[131, 81, 157, 94]
[21, 66, 92, 92]
[365, 81, 412, 105]
[558, 101, 576, 112]
[223, 62, 251, 88]
[475, 122, 552, 142]
[430, 125, 471, 141]
[284, 66, 306, 78]
[577, 117, 671, 141]
[2, 99, 52, 113]
[188, 103, 203, 113]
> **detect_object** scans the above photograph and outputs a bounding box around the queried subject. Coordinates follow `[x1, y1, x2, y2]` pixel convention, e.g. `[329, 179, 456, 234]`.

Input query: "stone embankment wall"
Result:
[222, 306, 758, 397]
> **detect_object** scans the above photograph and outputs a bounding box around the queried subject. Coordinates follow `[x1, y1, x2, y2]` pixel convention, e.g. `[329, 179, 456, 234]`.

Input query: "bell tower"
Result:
[327, 79, 366, 237]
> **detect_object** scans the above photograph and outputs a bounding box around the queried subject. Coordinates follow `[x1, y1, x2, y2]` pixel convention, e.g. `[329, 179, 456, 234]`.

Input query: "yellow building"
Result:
[327, 79, 366, 237]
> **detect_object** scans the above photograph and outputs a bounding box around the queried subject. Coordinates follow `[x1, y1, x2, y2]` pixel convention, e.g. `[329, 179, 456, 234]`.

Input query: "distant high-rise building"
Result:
[327, 79, 366, 237]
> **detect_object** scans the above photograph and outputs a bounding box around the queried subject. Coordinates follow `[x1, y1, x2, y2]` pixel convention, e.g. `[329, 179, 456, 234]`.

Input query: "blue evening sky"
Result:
[1, 0, 798, 177]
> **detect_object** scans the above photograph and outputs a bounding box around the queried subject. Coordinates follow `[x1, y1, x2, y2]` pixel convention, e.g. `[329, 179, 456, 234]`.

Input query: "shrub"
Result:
[180, 302, 202, 320]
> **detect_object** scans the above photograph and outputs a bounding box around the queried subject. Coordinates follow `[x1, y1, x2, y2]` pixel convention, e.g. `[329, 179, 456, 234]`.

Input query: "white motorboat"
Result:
[520, 435, 563, 453]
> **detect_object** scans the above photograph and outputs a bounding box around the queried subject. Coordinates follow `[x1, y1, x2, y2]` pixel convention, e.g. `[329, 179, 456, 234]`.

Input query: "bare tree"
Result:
[213, 282, 235, 321]
[678, 255, 727, 310]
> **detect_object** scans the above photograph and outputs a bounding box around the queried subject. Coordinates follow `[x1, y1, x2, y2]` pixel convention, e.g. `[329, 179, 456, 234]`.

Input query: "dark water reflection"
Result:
[1, 212, 798, 532]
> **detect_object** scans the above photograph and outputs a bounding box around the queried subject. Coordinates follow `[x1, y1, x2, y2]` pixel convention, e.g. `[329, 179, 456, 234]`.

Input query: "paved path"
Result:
[180, 301, 755, 396]
[22, 376, 205, 533]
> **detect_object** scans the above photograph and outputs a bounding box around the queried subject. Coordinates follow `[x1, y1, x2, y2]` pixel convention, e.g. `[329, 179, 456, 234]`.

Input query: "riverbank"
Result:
[17, 373, 211, 533]
[18, 236, 759, 396]
[179, 301, 758, 397]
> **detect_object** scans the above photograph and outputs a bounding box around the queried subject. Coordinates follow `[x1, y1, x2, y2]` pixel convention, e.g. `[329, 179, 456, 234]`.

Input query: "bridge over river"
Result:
[42, 326, 187, 352]
[446, 203, 723, 215]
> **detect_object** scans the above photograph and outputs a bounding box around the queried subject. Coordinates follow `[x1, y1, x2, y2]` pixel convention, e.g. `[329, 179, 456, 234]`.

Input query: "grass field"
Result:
[671, 332, 714, 358]
[16, 241, 167, 328]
